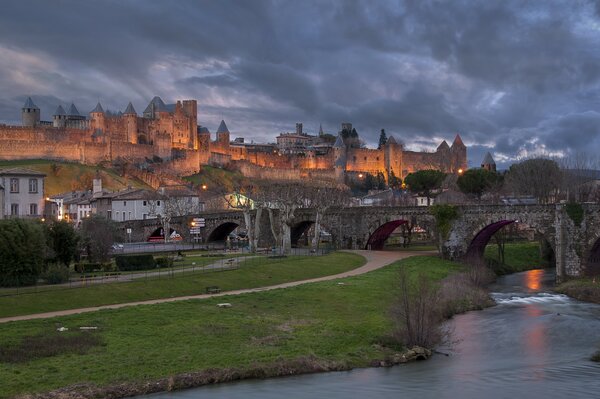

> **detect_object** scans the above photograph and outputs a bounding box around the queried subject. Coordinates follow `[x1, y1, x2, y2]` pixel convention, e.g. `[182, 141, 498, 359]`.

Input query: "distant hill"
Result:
[0, 160, 152, 196]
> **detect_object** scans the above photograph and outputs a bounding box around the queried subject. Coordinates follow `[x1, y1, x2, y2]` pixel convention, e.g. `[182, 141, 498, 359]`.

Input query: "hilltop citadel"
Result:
[1, 97, 467, 184]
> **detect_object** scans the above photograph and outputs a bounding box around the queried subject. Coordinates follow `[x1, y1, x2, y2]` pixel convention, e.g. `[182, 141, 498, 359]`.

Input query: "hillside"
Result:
[183, 165, 246, 192]
[0, 160, 152, 196]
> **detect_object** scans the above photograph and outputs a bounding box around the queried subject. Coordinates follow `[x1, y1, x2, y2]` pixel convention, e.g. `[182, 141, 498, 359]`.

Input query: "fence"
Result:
[0, 247, 333, 298]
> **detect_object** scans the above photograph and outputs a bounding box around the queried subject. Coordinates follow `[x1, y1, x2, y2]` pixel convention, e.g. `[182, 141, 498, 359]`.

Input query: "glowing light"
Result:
[201, 184, 207, 190]
[358, 173, 364, 178]
[525, 269, 544, 291]
[458, 168, 464, 175]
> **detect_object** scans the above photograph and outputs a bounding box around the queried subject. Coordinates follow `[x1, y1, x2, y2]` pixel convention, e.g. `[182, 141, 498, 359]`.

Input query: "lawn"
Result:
[0, 252, 365, 319]
[0, 159, 150, 195]
[484, 241, 544, 274]
[0, 255, 462, 399]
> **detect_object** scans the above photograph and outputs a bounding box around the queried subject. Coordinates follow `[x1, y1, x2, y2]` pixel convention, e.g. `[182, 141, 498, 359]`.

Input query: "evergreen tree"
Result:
[0, 219, 46, 287]
[47, 220, 80, 267]
[457, 168, 501, 200]
[404, 170, 446, 205]
[378, 129, 387, 149]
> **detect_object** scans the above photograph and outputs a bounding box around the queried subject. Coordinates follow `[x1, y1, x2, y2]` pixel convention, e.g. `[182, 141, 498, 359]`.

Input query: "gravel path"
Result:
[0, 250, 434, 324]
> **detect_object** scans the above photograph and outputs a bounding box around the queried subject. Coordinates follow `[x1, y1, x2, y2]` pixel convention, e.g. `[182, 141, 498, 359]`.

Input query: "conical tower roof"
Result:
[91, 102, 104, 113]
[333, 134, 345, 148]
[23, 97, 39, 109]
[124, 102, 137, 115]
[53, 105, 66, 116]
[482, 152, 496, 166]
[319, 124, 324, 136]
[67, 103, 80, 116]
[143, 96, 167, 114]
[387, 135, 397, 145]
[437, 140, 450, 151]
[216, 120, 230, 134]
[452, 134, 465, 147]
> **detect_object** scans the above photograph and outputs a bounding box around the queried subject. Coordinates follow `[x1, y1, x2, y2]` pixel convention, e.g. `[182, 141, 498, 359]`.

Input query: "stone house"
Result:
[0, 168, 46, 218]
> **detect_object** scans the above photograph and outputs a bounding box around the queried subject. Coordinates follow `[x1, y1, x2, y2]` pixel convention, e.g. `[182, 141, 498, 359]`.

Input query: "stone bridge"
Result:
[120, 204, 600, 279]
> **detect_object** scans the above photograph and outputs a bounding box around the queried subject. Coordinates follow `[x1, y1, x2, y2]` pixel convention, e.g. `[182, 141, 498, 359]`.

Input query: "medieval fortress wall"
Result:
[1, 97, 468, 182]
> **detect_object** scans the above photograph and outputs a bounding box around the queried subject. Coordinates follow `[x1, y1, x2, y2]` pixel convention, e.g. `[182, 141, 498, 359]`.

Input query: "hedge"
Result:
[115, 255, 156, 271]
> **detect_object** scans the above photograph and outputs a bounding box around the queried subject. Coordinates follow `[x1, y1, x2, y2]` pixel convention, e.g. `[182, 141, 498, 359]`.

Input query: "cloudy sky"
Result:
[1, 0, 600, 168]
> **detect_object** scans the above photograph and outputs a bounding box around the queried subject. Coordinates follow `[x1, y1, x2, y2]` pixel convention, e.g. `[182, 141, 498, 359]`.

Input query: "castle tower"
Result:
[385, 135, 403, 180]
[216, 119, 230, 146]
[450, 134, 467, 173]
[90, 102, 106, 132]
[436, 140, 451, 172]
[53, 105, 67, 128]
[296, 122, 303, 135]
[481, 152, 496, 172]
[333, 134, 347, 182]
[21, 97, 40, 127]
[197, 126, 211, 152]
[143, 96, 167, 119]
[182, 100, 198, 149]
[124, 102, 138, 144]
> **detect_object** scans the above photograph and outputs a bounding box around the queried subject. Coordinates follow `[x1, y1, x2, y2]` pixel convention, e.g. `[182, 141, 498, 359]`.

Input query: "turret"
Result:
[143, 96, 167, 119]
[481, 152, 496, 172]
[333, 134, 347, 181]
[123, 102, 138, 144]
[216, 119, 230, 146]
[90, 102, 106, 131]
[182, 100, 198, 149]
[384, 135, 403, 180]
[450, 134, 467, 173]
[53, 105, 67, 128]
[21, 97, 40, 127]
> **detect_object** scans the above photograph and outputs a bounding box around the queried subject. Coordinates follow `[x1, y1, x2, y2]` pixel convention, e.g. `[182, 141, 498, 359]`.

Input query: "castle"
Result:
[1, 97, 467, 184]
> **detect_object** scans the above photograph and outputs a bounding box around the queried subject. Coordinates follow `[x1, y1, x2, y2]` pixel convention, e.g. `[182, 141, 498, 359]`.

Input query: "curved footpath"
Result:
[0, 250, 434, 324]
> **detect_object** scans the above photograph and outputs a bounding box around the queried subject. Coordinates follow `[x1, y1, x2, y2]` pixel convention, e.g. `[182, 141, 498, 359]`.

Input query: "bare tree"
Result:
[147, 187, 202, 242]
[504, 158, 562, 204]
[223, 183, 263, 253]
[304, 184, 350, 250]
[559, 153, 600, 202]
[262, 182, 306, 254]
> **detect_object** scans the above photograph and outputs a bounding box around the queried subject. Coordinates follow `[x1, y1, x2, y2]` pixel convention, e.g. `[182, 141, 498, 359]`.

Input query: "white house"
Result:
[0, 168, 46, 218]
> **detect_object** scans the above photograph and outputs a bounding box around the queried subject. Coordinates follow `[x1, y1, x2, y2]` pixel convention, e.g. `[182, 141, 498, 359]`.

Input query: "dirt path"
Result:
[0, 250, 434, 324]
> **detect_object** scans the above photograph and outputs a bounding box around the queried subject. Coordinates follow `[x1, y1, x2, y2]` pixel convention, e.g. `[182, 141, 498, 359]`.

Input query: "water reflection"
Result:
[524, 269, 544, 291]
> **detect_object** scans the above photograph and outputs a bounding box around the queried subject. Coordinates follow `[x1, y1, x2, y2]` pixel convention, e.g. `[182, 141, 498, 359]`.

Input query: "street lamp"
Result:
[458, 168, 464, 175]
[201, 184, 208, 190]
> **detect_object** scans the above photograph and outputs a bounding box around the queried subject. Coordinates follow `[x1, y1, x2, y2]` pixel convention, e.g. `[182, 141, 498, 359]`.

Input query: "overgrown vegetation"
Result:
[565, 202, 584, 227]
[0, 219, 46, 287]
[484, 242, 546, 275]
[115, 254, 157, 271]
[555, 278, 600, 304]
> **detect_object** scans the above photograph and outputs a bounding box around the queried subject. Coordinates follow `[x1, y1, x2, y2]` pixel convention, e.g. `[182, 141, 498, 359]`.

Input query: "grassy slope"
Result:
[555, 278, 600, 304]
[0, 159, 150, 196]
[183, 165, 246, 192]
[0, 256, 461, 398]
[0, 252, 365, 318]
[484, 242, 542, 274]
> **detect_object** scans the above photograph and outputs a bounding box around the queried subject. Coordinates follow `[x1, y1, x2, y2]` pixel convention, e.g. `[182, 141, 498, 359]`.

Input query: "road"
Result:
[0, 250, 435, 324]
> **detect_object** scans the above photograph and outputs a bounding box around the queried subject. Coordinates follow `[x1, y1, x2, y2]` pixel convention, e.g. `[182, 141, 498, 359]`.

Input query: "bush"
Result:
[0, 219, 46, 287]
[41, 264, 70, 284]
[115, 255, 156, 271]
[74, 263, 103, 273]
[156, 257, 174, 268]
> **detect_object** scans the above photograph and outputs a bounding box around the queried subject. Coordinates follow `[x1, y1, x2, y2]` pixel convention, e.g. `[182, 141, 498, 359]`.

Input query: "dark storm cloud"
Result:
[1, 0, 600, 167]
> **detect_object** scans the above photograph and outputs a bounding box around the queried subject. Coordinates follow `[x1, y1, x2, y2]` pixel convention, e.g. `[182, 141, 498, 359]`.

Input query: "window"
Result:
[143, 200, 147, 206]
[143, 213, 148, 220]
[129, 211, 132, 220]
[11, 204, 19, 215]
[10, 178, 19, 193]
[122, 212, 126, 221]
[28, 179, 38, 193]
[123, 201, 127, 206]
[29, 203, 38, 215]
[107, 210, 112, 219]
[157, 200, 161, 206]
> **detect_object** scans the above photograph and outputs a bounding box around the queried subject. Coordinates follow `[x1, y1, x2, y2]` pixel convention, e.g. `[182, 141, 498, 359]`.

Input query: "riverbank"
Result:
[1, 256, 471, 399]
[555, 278, 600, 304]
[485, 242, 546, 275]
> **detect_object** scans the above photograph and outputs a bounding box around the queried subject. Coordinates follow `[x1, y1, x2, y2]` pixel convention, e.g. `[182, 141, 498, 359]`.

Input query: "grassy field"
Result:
[0, 159, 150, 196]
[0, 255, 462, 399]
[0, 252, 365, 319]
[484, 242, 543, 274]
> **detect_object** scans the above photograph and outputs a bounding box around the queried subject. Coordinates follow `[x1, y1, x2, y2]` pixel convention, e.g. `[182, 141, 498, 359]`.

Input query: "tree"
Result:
[47, 220, 80, 267]
[457, 168, 501, 200]
[304, 184, 350, 251]
[147, 187, 202, 243]
[378, 128, 387, 149]
[223, 182, 263, 253]
[388, 170, 402, 190]
[0, 219, 46, 287]
[404, 170, 446, 205]
[80, 215, 117, 263]
[505, 158, 562, 204]
[262, 182, 305, 254]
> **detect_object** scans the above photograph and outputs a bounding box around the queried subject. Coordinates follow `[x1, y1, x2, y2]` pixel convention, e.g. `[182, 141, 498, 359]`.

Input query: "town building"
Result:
[0, 168, 45, 218]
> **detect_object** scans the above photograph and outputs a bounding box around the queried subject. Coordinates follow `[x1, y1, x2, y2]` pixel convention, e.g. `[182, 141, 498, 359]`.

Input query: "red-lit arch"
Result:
[365, 220, 408, 250]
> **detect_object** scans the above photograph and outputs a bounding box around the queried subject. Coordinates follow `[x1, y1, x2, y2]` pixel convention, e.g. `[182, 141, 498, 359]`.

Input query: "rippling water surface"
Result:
[146, 269, 600, 399]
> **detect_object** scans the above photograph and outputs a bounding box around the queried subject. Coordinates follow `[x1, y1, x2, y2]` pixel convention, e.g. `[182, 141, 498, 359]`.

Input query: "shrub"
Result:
[591, 350, 600, 362]
[115, 255, 156, 271]
[101, 263, 115, 272]
[156, 257, 174, 268]
[0, 219, 46, 287]
[42, 264, 70, 285]
[74, 263, 103, 273]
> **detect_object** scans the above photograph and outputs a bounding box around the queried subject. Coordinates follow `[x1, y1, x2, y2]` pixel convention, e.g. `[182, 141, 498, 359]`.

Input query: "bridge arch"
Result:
[207, 221, 240, 242]
[585, 234, 600, 276]
[365, 220, 409, 250]
[464, 218, 556, 264]
[291, 220, 314, 247]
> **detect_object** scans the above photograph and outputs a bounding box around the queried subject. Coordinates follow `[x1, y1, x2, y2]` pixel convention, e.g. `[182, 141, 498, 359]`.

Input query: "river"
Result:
[146, 269, 600, 398]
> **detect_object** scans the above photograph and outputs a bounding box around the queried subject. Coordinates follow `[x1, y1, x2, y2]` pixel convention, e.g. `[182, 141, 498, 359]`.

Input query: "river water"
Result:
[147, 269, 600, 399]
